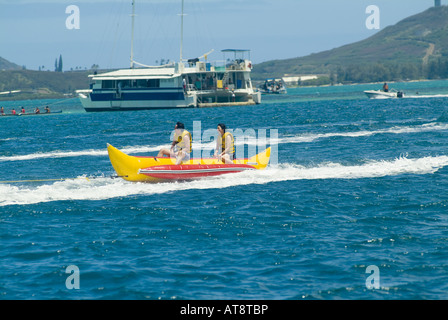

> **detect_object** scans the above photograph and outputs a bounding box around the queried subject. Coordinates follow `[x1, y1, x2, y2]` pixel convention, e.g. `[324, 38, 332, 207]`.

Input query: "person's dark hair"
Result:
[175, 122, 185, 129]
[217, 123, 226, 133]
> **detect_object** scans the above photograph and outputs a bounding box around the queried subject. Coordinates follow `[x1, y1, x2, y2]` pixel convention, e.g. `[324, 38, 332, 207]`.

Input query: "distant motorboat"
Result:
[259, 78, 287, 94]
[364, 89, 404, 99]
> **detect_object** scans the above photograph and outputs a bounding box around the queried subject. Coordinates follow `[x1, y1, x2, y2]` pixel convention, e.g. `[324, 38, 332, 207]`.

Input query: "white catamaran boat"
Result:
[77, 1, 261, 112]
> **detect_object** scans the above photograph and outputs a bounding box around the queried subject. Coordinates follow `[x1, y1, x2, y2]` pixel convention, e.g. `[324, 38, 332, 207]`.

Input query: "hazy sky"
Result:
[0, 0, 443, 70]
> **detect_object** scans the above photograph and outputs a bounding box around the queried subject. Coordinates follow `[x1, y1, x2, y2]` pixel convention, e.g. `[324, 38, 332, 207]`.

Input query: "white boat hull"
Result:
[79, 90, 196, 112]
[364, 90, 404, 99]
[79, 89, 260, 111]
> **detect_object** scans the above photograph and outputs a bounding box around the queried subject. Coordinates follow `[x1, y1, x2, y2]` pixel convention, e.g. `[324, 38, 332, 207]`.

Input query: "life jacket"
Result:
[222, 132, 235, 154]
[175, 130, 192, 153]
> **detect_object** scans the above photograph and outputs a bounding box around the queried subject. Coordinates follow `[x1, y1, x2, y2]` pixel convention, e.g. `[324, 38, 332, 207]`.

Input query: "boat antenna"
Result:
[130, 0, 136, 69]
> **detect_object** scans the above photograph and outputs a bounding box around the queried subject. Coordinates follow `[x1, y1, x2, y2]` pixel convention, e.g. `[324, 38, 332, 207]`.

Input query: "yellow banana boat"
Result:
[107, 144, 271, 183]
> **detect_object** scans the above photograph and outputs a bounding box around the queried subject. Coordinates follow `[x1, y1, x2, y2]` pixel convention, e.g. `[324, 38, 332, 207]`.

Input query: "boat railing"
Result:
[216, 59, 249, 72]
[183, 59, 250, 73]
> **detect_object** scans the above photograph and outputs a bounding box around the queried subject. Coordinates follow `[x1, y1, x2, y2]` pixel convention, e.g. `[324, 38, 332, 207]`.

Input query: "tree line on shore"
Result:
[332, 58, 448, 84]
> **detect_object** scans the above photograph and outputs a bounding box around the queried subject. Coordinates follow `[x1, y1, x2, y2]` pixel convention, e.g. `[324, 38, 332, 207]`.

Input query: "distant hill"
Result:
[3, 6, 448, 99]
[0, 56, 21, 70]
[0, 69, 91, 101]
[253, 6, 448, 82]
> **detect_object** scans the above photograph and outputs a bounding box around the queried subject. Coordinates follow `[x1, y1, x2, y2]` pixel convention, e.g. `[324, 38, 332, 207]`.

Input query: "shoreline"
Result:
[1, 78, 447, 104]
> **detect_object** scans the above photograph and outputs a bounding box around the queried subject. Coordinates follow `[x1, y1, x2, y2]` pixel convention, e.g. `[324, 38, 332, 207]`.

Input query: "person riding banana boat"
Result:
[157, 122, 192, 165]
[214, 123, 235, 164]
[108, 122, 271, 183]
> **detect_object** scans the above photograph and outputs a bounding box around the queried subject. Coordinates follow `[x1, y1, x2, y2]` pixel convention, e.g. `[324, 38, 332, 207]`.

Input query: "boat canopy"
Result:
[90, 68, 177, 81]
[221, 49, 251, 60]
[221, 49, 250, 53]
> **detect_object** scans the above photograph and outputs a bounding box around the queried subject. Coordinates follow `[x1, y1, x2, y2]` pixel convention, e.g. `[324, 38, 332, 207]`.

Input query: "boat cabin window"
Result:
[102, 80, 115, 89]
[101, 79, 161, 89]
[118, 80, 131, 88]
[134, 80, 145, 87]
[134, 79, 160, 88]
[161, 78, 176, 88]
[147, 79, 160, 88]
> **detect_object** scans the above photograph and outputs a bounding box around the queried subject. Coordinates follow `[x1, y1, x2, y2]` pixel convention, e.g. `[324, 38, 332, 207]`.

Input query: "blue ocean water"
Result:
[1, 80, 448, 300]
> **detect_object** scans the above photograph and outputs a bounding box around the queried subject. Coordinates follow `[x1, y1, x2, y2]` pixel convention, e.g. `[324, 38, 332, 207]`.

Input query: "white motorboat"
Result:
[364, 89, 404, 99]
[259, 78, 287, 94]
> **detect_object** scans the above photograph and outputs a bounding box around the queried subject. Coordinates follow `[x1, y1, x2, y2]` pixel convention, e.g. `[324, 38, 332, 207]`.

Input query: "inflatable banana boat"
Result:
[107, 144, 271, 182]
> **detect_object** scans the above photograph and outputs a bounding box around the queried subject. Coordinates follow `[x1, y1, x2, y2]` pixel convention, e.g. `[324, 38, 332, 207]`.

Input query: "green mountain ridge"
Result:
[1, 6, 448, 100]
[252, 6, 448, 81]
[0, 69, 91, 101]
[0, 56, 21, 71]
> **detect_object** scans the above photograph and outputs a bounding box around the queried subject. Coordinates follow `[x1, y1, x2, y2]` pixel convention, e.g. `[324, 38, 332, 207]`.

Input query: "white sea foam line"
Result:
[0, 145, 167, 162]
[0, 149, 108, 162]
[232, 122, 448, 146]
[1, 122, 448, 162]
[405, 94, 448, 99]
[273, 122, 448, 144]
[1, 155, 448, 207]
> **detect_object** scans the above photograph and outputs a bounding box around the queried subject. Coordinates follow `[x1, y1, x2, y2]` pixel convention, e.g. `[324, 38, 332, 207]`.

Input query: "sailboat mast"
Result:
[130, 0, 136, 69]
[180, 0, 184, 63]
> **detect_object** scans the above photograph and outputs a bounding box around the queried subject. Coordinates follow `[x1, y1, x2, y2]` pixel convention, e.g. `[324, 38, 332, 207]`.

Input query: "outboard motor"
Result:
[397, 91, 404, 98]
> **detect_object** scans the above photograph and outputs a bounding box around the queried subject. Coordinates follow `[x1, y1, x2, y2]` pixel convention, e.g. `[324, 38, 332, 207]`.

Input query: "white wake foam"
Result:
[405, 94, 448, 99]
[273, 122, 448, 144]
[1, 122, 447, 162]
[1, 155, 447, 207]
[0, 145, 168, 162]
